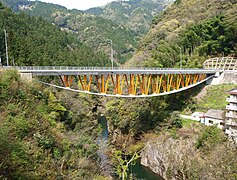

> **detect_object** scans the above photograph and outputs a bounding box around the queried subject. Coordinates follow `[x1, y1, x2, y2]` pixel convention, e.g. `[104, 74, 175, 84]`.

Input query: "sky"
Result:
[38, 0, 116, 10]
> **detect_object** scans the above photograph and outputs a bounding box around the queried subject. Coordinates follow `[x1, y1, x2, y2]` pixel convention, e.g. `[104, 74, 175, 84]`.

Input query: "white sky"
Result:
[38, 0, 116, 10]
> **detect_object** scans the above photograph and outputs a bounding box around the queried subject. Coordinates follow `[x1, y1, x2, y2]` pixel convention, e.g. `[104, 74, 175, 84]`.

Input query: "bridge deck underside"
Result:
[58, 73, 207, 96]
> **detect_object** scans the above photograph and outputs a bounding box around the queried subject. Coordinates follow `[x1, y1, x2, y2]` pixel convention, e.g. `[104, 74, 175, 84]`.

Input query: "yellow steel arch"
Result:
[59, 73, 207, 97]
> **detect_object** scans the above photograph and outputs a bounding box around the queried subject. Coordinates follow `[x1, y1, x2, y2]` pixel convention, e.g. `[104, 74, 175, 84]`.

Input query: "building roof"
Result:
[192, 112, 205, 117]
[205, 109, 224, 120]
[228, 88, 237, 95]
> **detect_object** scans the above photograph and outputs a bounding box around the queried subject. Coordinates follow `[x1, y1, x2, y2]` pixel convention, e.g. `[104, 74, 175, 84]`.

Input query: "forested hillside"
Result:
[1, 0, 138, 64]
[86, 0, 174, 34]
[127, 0, 237, 67]
[0, 2, 110, 66]
[1, 0, 67, 14]
[0, 3, 110, 179]
[1, 0, 237, 179]
[51, 11, 137, 64]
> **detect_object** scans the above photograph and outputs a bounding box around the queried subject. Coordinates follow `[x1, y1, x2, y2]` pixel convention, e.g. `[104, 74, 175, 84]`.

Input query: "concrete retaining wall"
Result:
[208, 71, 237, 85]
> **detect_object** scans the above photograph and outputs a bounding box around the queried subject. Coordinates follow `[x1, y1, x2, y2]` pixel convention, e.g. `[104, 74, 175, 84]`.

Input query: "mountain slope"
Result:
[51, 11, 137, 64]
[0, 3, 109, 66]
[86, 0, 174, 34]
[127, 0, 237, 67]
[2, 0, 138, 64]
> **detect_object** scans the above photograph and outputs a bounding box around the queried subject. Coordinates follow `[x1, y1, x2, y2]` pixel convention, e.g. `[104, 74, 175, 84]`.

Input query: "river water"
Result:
[98, 116, 164, 180]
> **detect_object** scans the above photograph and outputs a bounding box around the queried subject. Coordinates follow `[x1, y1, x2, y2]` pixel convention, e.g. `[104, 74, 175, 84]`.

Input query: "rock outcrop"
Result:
[141, 132, 197, 180]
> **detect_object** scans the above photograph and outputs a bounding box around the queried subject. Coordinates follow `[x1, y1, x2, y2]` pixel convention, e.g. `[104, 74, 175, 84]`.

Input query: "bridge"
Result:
[5, 57, 237, 97]
[203, 57, 237, 70]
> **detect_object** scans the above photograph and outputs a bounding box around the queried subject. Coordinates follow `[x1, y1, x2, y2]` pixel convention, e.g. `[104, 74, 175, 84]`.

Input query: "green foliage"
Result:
[181, 15, 237, 57]
[105, 98, 154, 135]
[112, 148, 140, 180]
[174, 0, 182, 4]
[0, 122, 33, 179]
[0, 70, 101, 179]
[0, 7, 110, 66]
[0, 2, 4, 9]
[144, 14, 237, 68]
[3, 0, 173, 64]
[0, 69, 20, 102]
[197, 84, 236, 110]
[181, 118, 197, 127]
[48, 92, 66, 111]
[165, 111, 183, 139]
[169, 111, 182, 129]
[86, 0, 171, 35]
[130, 0, 237, 67]
[76, 137, 98, 158]
[2, 0, 139, 64]
[105, 89, 198, 139]
[195, 126, 226, 151]
[34, 132, 55, 149]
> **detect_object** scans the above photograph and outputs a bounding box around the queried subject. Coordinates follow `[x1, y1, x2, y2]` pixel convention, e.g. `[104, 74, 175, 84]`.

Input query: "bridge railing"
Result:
[10, 66, 203, 71]
[203, 57, 237, 70]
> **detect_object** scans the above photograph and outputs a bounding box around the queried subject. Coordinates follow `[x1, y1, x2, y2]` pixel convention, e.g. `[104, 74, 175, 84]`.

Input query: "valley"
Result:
[0, 0, 237, 179]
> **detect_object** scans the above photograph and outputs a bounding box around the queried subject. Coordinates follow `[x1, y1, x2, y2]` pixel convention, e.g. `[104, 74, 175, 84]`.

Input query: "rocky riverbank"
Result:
[140, 123, 237, 180]
[141, 131, 197, 179]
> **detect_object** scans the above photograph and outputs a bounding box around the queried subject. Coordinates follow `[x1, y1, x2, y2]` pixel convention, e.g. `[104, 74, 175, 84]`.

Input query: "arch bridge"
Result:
[15, 66, 221, 97]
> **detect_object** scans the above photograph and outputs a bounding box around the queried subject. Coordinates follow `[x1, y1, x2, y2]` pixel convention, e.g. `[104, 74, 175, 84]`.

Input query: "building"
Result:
[225, 88, 237, 142]
[191, 112, 205, 122]
[204, 109, 225, 130]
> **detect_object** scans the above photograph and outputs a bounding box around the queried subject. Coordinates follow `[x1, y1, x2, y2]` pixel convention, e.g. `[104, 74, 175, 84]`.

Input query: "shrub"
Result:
[196, 126, 226, 151]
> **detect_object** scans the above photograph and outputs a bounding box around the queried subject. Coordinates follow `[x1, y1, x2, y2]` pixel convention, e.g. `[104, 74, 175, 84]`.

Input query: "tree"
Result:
[112, 149, 140, 180]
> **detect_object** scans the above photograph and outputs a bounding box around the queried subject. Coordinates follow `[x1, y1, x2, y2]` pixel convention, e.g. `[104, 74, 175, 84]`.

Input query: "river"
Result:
[98, 116, 164, 180]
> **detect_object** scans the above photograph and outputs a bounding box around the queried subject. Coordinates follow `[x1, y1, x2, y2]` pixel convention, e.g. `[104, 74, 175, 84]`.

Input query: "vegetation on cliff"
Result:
[141, 121, 237, 180]
[103, 91, 200, 178]
[0, 69, 105, 179]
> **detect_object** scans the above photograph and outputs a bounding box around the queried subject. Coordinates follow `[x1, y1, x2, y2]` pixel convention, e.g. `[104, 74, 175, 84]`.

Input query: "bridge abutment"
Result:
[207, 71, 237, 85]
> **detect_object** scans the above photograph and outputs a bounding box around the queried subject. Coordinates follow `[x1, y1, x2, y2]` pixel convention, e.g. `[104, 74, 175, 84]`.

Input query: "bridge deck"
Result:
[8, 66, 220, 75]
[2, 66, 221, 97]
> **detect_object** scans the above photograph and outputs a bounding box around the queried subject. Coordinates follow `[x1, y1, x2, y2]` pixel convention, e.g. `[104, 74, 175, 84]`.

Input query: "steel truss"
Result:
[59, 73, 207, 96]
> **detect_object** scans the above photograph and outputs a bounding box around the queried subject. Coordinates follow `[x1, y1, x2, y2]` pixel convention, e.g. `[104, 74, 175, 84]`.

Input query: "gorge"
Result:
[0, 0, 237, 179]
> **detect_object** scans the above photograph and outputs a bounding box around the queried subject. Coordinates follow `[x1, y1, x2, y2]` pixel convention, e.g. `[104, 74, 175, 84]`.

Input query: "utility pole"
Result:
[3, 29, 9, 66]
[107, 39, 113, 69]
[179, 47, 182, 69]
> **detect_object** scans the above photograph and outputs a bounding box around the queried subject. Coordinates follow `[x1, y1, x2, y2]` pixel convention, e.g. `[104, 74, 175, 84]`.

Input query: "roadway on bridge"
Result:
[11, 66, 220, 76]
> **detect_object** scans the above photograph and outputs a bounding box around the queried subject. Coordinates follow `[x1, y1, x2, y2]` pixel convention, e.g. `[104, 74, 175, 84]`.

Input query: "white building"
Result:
[225, 88, 237, 143]
[191, 112, 205, 122]
[204, 109, 225, 130]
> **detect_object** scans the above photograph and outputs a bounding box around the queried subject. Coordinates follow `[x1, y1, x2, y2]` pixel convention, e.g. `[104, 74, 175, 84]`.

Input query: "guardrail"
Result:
[4, 66, 216, 71]
[3, 66, 221, 72]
